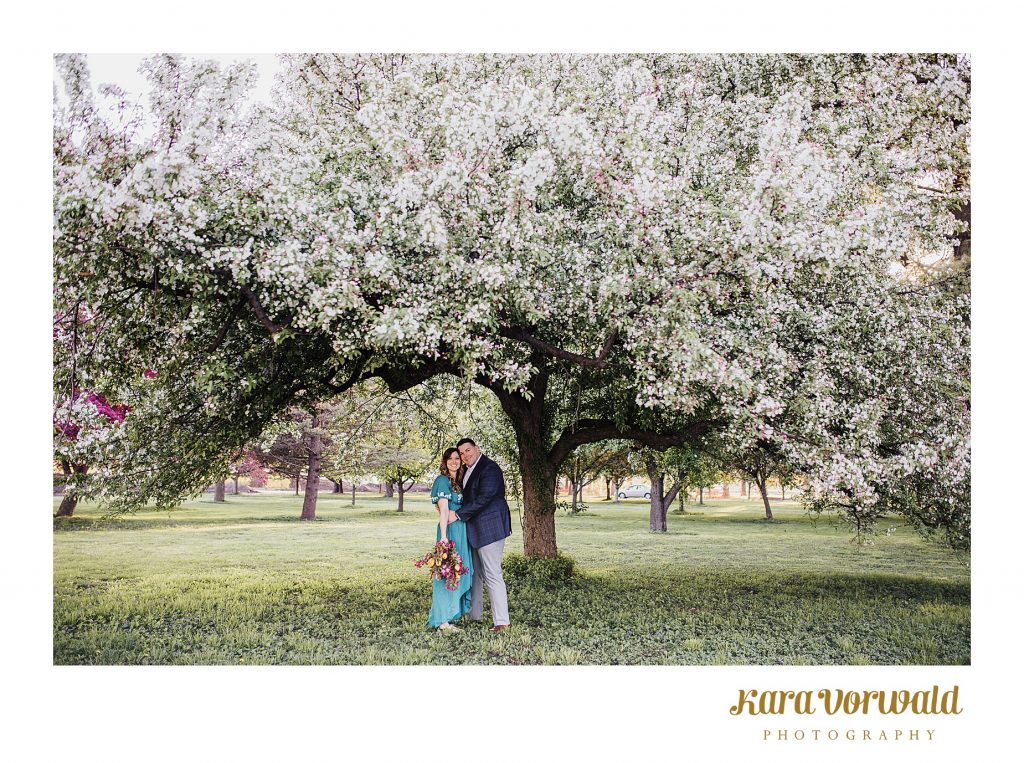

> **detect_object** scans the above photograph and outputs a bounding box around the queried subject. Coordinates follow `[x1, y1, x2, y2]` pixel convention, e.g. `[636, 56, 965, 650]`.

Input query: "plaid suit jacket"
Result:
[456, 455, 512, 549]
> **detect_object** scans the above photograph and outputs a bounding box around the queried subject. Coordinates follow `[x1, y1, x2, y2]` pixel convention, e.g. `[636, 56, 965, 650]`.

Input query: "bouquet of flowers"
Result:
[414, 539, 468, 591]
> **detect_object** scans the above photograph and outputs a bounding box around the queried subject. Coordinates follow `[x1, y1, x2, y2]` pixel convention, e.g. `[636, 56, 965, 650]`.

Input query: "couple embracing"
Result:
[426, 438, 512, 632]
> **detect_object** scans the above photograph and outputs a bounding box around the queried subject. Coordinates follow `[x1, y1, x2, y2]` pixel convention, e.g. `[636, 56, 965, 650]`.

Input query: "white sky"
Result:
[55, 53, 281, 110]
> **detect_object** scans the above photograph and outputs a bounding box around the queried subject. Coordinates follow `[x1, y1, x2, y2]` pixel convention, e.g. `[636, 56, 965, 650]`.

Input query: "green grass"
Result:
[53, 492, 970, 665]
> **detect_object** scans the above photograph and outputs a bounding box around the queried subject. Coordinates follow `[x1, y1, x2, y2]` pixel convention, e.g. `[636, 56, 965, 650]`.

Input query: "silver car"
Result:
[617, 484, 651, 499]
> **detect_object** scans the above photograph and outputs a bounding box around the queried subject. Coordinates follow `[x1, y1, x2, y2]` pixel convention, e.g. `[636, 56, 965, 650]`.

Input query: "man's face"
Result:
[458, 442, 480, 467]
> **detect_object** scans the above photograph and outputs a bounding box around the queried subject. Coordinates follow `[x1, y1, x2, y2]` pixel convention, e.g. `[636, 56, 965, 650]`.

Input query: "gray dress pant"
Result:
[470, 537, 509, 626]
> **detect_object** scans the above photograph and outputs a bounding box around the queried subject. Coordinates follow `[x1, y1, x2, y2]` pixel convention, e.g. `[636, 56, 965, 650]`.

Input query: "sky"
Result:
[55, 53, 281, 110]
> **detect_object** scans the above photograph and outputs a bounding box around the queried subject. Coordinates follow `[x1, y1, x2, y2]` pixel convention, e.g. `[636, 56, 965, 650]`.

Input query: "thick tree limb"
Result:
[548, 417, 721, 469]
[125, 276, 194, 301]
[323, 352, 372, 395]
[237, 283, 287, 335]
[208, 296, 247, 352]
[497, 326, 618, 368]
[375, 358, 462, 395]
[664, 480, 683, 508]
[952, 199, 971, 260]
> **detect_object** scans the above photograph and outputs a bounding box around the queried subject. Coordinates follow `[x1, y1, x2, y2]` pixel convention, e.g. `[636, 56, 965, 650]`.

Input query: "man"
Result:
[451, 438, 512, 632]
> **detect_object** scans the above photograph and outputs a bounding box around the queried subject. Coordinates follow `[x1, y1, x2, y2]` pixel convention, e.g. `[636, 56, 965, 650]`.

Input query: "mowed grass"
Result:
[53, 492, 970, 665]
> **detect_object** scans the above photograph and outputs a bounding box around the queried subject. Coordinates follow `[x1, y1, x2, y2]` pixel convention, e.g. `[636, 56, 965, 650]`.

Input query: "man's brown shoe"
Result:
[489, 624, 510, 633]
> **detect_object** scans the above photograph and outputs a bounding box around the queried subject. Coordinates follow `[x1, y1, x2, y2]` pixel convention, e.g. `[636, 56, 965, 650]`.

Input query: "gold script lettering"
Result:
[730, 689, 758, 715]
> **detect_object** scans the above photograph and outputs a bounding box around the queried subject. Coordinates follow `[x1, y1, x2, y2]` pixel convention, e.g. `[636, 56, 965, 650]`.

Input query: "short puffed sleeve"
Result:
[431, 475, 452, 504]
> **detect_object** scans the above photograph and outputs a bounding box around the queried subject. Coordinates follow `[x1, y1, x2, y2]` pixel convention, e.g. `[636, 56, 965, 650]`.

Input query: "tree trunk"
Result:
[612, 478, 620, 504]
[756, 477, 773, 521]
[301, 415, 323, 520]
[294, 477, 300, 496]
[699, 486, 704, 505]
[781, 485, 786, 500]
[650, 486, 666, 532]
[569, 477, 578, 514]
[214, 479, 226, 503]
[518, 436, 559, 557]
[55, 463, 88, 517]
[384, 480, 395, 498]
[352, 482, 356, 506]
[55, 493, 80, 517]
[233, 476, 239, 494]
[747, 481, 752, 500]
[605, 477, 612, 501]
[497, 379, 560, 557]
[396, 479, 406, 512]
[740, 481, 747, 497]
[721, 482, 730, 498]
[647, 457, 666, 532]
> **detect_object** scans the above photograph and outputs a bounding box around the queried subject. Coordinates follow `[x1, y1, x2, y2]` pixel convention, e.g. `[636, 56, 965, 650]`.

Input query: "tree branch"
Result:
[891, 271, 965, 297]
[323, 353, 372, 394]
[237, 283, 286, 335]
[497, 326, 618, 368]
[548, 417, 721, 469]
[207, 296, 247, 352]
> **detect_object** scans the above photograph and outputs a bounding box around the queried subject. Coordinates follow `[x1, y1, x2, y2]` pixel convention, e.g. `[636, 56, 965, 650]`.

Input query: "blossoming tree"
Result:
[53, 53, 970, 555]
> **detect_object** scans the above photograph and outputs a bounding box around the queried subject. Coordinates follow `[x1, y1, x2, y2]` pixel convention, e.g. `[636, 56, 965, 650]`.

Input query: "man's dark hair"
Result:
[456, 438, 477, 448]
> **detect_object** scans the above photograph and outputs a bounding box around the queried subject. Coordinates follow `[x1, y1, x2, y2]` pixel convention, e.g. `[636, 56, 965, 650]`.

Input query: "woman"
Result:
[427, 447, 474, 631]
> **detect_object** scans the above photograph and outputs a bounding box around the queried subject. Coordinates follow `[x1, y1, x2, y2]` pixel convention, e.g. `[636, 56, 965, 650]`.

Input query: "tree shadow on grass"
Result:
[55, 565, 969, 666]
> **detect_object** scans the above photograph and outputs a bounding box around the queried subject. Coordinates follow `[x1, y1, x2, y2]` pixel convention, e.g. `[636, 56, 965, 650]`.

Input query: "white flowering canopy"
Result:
[54, 54, 969, 548]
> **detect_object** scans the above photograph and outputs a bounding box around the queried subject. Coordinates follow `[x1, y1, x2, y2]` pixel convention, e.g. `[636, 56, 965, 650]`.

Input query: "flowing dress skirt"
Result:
[426, 519, 474, 628]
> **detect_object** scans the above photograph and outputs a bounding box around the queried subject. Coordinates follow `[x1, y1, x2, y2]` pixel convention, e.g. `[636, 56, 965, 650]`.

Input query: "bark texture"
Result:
[300, 412, 323, 520]
[756, 477, 774, 521]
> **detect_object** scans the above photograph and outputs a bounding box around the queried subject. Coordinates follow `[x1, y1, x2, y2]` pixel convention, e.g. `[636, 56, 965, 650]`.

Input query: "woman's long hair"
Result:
[439, 447, 465, 493]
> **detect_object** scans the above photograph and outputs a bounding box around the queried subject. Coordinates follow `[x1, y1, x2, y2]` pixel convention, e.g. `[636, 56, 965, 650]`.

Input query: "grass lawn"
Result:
[53, 492, 970, 665]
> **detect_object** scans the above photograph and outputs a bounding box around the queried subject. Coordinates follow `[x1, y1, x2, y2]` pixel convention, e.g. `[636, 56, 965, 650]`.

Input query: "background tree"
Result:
[236, 450, 269, 488]
[298, 409, 327, 519]
[731, 440, 795, 521]
[53, 389, 128, 517]
[558, 441, 630, 514]
[53, 304, 141, 517]
[600, 446, 634, 503]
[676, 448, 727, 512]
[369, 424, 432, 514]
[255, 405, 336, 518]
[633, 444, 715, 531]
[315, 382, 394, 502]
[259, 432, 305, 495]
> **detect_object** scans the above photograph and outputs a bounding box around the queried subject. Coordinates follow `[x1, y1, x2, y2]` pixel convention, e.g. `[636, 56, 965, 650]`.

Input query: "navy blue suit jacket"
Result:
[455, 455, 512, 549]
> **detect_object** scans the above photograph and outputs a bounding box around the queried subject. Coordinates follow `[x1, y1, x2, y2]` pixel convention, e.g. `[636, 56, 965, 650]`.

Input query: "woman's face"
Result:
[446, 452, 462, 473]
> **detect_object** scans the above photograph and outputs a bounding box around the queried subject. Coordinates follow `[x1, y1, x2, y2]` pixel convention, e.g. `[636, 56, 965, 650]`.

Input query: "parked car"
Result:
[617, 484, 651, 500]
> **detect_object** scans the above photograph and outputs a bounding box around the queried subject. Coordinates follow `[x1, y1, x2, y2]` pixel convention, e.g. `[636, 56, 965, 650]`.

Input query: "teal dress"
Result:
[426, 475, 474, 628]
